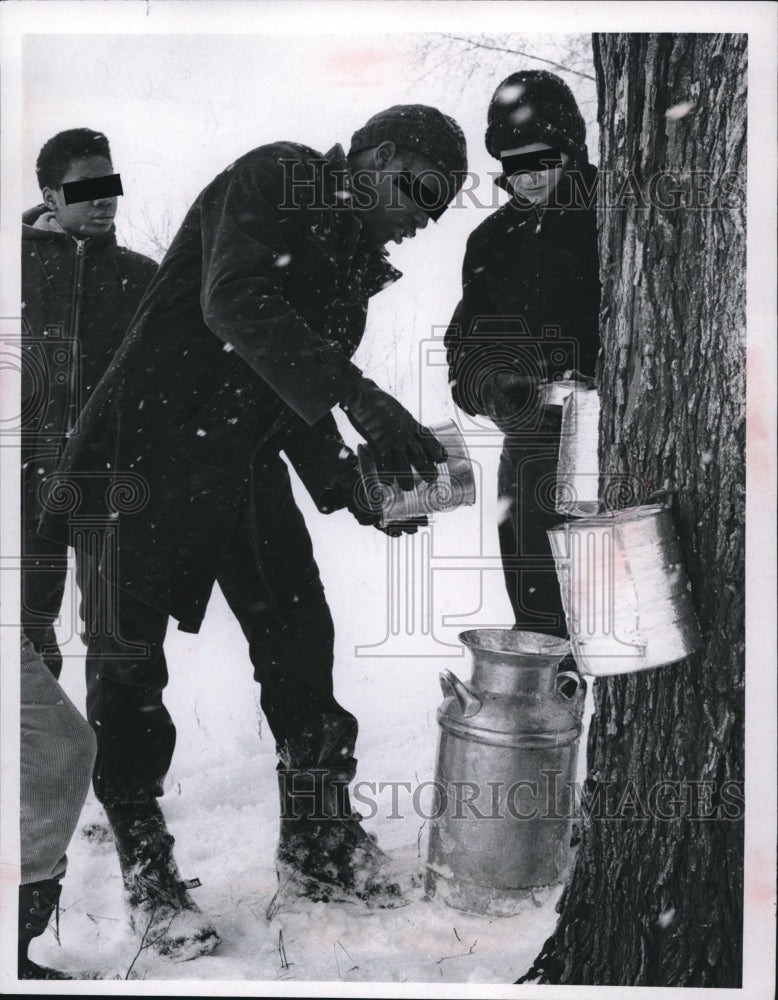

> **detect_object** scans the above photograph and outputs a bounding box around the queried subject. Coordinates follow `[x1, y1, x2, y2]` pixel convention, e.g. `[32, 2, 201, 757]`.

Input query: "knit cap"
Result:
[349, 105, 468, 198]
[485, 70, 588, 166]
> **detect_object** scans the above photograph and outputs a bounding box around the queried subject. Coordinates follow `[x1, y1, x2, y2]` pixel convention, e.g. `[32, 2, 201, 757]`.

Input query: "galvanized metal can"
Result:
[425, 629, 586, 916]
[357, 419, 476, 528]
[556, 387, 601, 517]
[547, 504, 702, 676]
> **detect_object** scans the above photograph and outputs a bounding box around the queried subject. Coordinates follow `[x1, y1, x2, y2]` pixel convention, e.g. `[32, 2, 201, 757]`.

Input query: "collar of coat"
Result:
[308, 145, 402, 300]
[22, 203, 118, 247]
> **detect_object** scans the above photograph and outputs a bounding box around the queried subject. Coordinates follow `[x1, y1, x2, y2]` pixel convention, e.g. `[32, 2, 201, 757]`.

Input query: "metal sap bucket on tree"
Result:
[547, 504, 702, 676]
[425, 629, 586, 916]
[357, 419, 476, 528]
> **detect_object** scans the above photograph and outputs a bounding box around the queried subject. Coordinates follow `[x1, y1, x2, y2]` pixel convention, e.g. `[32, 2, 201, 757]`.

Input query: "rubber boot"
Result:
[18, 879, 71, 980]
[275, 768, 404, 907]
[104, 800, 221, 961]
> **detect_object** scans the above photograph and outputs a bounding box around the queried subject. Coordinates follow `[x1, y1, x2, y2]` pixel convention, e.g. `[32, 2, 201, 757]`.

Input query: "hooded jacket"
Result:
[21, 207, 157, 521]
[39, 142, 400, 633]
[444, 165, 600, 422]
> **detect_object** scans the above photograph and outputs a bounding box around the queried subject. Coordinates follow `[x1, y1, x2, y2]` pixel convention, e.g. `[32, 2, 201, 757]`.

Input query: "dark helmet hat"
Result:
[485, 70, 589, 167]
[349, 104, 468, 201]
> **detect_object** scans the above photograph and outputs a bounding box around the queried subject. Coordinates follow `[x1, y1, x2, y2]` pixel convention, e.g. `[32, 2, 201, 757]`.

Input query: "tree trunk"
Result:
[519, 33, 746, 987]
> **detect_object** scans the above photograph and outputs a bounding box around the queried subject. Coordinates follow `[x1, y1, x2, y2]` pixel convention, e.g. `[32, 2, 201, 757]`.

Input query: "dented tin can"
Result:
[425, 629, 586, 916]
[547, 504, 703, 676]
[357, 419, 476, 528]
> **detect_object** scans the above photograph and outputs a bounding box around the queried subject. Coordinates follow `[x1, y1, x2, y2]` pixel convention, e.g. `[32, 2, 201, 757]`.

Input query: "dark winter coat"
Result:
[39, 143, 400, 633]
[444, 166, 600, 420]
[21, 208, 157, 522]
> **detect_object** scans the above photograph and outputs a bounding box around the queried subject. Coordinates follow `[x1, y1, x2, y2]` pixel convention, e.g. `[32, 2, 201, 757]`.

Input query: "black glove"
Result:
[480, 370, 540, 434]
[340, 377, 446, 491]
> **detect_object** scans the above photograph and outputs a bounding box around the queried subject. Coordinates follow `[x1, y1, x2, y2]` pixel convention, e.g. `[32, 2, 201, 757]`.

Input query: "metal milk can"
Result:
[425, 629, 586, 916]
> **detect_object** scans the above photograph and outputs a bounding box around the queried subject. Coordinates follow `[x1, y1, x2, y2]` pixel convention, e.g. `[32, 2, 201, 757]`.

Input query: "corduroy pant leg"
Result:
[216, 451, 358, 777]
[20, 637, 97, 885]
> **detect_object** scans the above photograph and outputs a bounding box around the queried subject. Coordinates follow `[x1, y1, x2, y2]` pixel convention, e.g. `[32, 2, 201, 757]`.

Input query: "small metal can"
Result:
[556, 387, 601, 517]
[357, 419, 476, 528]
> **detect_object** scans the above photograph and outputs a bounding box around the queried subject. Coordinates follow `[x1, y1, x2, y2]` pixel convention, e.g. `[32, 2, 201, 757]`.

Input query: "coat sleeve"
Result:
[444, 238, 501, 417]
[282, 412, 359, 513]
[574, 217, 601, 378]
[199, 154, 363, 427]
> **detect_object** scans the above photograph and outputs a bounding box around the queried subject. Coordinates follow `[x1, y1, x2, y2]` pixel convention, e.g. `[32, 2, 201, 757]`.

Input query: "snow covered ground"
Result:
[29, 447, 593, 989]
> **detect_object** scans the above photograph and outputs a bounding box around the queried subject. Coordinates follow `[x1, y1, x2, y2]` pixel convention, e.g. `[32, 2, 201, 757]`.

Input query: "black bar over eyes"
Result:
[501, 148, 563, 176]
[62, 173, 123, 205]
[393, 172, 449, 222]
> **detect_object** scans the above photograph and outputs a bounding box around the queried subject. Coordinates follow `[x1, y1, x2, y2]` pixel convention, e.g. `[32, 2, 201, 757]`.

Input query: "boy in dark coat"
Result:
[39, 106, 467, 957]
[445, 71, 600, 638]
[22, 129, 157, 678]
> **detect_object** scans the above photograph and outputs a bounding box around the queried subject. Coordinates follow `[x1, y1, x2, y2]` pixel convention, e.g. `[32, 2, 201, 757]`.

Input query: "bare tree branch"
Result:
[438, 33, 596, 81]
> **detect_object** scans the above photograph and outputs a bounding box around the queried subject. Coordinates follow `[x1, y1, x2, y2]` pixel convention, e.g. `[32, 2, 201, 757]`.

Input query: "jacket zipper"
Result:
[66, 238, 87, 434]
[533, 208, 543, 375]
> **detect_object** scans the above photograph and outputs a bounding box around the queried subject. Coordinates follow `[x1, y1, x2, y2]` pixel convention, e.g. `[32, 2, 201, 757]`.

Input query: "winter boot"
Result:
[104, 800, 221, 961]
[18, 879, 71, 980]
[274, 769, 405, 908]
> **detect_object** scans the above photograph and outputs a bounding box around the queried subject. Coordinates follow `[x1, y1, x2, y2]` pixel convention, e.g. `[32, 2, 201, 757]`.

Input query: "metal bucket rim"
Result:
[548, 503, 668, 533]
[459, 628, 570, 659]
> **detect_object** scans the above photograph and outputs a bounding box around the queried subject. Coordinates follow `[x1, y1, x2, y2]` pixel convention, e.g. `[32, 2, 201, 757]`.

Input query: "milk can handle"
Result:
[439, 669, 482, 717]
[556, 670, 585, 700]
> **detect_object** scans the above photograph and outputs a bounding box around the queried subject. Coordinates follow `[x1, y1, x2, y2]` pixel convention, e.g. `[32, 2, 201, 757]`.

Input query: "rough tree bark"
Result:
[519, 33, 746, 987]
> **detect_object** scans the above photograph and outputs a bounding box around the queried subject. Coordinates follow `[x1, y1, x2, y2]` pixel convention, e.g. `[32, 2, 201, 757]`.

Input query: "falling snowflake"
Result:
[496, 83, 525, 104]
[496, 496, 513, 524]
[665, 102, 695, 121]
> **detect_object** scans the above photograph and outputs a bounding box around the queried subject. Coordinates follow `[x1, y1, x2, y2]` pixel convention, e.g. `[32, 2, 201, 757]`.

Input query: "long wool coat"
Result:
[40, 142, 400, 632]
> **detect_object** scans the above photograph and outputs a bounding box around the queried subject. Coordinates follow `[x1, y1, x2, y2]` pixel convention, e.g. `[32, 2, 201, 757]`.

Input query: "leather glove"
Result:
[482, 370, 538, 422]
[340, 377, 446, 491]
